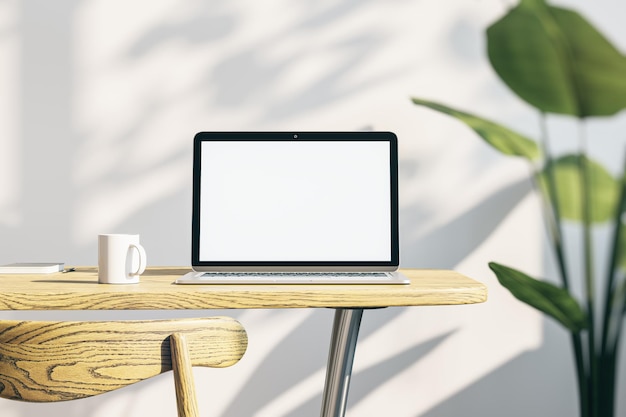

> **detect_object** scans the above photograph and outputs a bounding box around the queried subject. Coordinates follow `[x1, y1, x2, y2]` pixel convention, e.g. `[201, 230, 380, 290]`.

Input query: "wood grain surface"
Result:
[0, 267, 487, 310]
[0, 317, 247, 404]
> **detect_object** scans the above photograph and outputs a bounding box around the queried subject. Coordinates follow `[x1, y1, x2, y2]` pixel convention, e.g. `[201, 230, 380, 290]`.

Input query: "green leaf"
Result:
[537, 154, 620, 222]
[487, 0, 626, 117]
[489, 262, 587, 333]
[411, 98, 540, 160]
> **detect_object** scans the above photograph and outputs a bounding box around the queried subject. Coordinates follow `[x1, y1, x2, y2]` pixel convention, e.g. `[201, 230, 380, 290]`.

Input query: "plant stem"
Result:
[538, 114, 588, 417]
[602, 278, 626, 417]
[602, 280, 625, 417]
[599, 148, 626, 417]
[600, 149, 626, 350]
[578, 122, 597, 417]
[539, 114, 570, 289]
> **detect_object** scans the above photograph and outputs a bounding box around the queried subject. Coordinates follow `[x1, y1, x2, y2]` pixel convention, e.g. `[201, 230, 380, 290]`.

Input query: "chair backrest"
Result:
[0, 317, 248, 417]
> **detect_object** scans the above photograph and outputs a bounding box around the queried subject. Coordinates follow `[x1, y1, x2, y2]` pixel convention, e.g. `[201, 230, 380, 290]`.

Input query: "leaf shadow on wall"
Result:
[215, 177, 531, 417]
[2, 1, 538, 416]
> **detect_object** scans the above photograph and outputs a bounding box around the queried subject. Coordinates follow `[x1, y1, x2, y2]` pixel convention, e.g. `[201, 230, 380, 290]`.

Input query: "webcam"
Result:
[293, 134, 298, 139]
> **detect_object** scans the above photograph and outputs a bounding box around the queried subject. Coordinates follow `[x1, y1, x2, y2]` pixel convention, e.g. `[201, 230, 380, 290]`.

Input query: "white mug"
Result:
[98, 234, 147, 284]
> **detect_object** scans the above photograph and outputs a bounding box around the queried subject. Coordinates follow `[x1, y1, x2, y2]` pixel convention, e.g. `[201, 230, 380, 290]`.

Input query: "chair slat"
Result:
[0, 317, 247, 406]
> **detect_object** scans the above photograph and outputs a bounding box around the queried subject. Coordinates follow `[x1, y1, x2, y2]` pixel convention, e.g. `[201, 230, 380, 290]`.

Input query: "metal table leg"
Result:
[320, 308, 364, 417]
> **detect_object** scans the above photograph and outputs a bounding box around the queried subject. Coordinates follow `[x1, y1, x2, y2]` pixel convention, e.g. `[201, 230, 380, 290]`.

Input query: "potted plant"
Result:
[412, 1, 626, 416]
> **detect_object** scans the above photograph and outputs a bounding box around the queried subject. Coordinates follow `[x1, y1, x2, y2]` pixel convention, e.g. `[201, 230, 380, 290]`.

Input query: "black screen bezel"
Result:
[191, 131, 399, 270]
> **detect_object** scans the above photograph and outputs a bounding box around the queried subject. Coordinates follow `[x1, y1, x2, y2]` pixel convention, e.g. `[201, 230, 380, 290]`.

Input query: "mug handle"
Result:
[129, 243, 147, 276]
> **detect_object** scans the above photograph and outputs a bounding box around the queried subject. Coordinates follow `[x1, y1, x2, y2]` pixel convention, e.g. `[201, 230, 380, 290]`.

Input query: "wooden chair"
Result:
[0, 317, 248, 417]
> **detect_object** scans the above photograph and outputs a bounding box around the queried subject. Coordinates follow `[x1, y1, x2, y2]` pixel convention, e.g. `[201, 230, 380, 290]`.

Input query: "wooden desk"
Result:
[0, 267, 487, 417]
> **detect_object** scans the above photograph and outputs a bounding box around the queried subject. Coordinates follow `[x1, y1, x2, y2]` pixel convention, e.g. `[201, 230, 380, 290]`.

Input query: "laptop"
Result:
[176, 131, 409, 284]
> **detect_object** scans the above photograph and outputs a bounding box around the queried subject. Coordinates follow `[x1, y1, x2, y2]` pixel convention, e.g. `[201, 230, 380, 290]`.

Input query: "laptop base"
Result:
[175, 271, 409, 285]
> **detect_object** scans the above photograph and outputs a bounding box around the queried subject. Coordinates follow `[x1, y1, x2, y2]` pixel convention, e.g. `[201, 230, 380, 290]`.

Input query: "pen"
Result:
[62, 268, 76, 273]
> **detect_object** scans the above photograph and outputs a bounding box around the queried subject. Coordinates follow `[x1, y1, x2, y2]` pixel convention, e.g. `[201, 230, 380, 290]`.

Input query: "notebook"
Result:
[176, 131, 409, 284]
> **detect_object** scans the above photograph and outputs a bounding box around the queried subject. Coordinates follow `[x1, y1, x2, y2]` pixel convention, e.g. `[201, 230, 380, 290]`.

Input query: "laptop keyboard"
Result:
[199, 272, 391, 281]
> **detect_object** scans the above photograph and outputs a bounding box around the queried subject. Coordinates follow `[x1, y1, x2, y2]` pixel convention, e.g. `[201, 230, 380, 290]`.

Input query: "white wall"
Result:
[0, 0, 624, 416]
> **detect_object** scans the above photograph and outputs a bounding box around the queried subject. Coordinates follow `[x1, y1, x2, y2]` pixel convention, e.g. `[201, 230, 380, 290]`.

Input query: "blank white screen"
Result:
[199, 141, 391, 262]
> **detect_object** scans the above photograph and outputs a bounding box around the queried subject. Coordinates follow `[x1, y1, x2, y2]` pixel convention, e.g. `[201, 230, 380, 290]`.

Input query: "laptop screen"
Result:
[192, 132, 399, 271]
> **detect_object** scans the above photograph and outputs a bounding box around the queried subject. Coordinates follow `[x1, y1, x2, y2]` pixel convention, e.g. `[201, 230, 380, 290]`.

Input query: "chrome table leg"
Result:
[320, 308, 364, 417]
